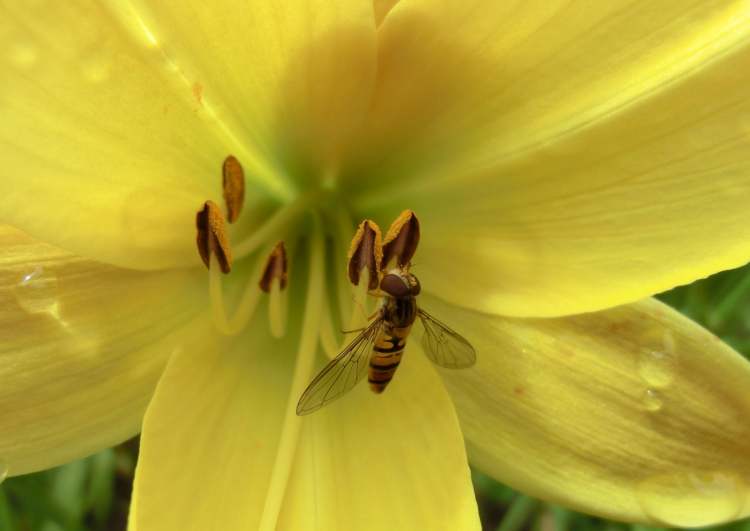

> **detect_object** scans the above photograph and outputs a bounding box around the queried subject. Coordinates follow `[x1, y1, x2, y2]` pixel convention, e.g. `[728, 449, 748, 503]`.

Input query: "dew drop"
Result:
[636, 471, 745, 527]
[8, 41, 37, 68]
[13, 266, 60, 315]
[637, 330, 677, 388]
[641, 388, 663, 412]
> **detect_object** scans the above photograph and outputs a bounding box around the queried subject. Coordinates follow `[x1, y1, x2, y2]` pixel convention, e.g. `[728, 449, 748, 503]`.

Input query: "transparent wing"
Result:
[296, 315, 384, 415]
[418, 309, 476, 369]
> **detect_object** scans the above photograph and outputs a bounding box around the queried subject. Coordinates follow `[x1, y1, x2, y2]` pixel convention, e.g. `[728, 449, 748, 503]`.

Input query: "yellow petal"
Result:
[0, 225, 206, 475]
[131, 319, 297, 531]
[355, 1, 750, 316]
[280, 353, 480, 531]
[419, 294, 750, 527]
[0, 2, 261, 269]
[374, 0, 401, 26]
[127, 0, 377, 187]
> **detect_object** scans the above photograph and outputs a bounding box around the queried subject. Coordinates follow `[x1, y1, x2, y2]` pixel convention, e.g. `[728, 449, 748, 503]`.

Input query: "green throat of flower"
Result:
[195, 153, 421, 340]
[193, 154, 425, 526]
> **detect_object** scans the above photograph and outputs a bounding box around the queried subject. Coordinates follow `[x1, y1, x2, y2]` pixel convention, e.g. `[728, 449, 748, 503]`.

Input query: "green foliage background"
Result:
[2, 264, 749, 531]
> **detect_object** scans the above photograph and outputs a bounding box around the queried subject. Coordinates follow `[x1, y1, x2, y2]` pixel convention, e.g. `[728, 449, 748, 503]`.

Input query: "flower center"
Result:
[193, 157, 423, 528]
[195, 155, 422, 346]
[196, 155, 367, 343]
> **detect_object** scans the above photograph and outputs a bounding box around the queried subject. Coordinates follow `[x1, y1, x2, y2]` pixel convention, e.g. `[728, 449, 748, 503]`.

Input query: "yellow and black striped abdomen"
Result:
[368, 326, 411, 393]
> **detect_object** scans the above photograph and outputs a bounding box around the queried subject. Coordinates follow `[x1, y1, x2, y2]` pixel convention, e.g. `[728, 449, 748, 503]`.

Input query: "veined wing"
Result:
[296, 315, 384, 415]
[418, 308, 476, 369]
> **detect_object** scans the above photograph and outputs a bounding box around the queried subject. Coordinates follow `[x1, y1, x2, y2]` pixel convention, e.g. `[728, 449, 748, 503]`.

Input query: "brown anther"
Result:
[222, 155, 245, 223]
[196, 200, 232, 274]
[347, 220, 383, 290]
[259, 241, 288, 293]
[382, 210, 420, 269]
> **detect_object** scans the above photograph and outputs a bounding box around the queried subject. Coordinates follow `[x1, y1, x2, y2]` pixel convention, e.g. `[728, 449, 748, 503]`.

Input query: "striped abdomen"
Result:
[368, 325, 411, 393]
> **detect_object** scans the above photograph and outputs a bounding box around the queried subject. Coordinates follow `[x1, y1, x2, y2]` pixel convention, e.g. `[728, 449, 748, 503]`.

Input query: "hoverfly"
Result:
[296, 267, 476, 415]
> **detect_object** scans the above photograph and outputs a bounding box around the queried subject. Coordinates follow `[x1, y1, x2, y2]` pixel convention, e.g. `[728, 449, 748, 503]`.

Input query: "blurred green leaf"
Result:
[87, 448, 115, 525]
[51, 458, 89, 529]
[0, 489, 18, 531]
[550, 506, 573, 531]
[496, 494, 539, 531]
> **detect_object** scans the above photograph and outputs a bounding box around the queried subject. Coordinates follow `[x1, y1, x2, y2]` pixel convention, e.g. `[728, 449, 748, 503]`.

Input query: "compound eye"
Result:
[380, 274, 410, 297]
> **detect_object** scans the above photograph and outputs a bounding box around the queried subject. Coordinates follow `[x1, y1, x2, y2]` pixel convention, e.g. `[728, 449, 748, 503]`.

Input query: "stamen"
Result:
[222, 155, 245, 223]
[233, 194, 312, 259]
[347, 219, 383, 290]
[382, 209, 420, 269]
[259, 242, 289, 339]
[196, 200, 232, 273]
[258, 242, 288, 293]
[345, 268, 375, 339]
[258, 215, 326, 531]
[319, 293, 342, 358]
[333, 209, 356, 324]
[208, 251, 266, 335]
[268, 278, 288, 339]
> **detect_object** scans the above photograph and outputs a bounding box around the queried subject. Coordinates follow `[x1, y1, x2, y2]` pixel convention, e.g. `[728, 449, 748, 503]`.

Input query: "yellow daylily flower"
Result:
[2, 1, 750, 530]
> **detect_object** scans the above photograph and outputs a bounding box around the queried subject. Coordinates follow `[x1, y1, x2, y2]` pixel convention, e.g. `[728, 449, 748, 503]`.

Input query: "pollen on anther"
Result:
[222, 155, 245, 223]
[348, 220, 383, 290]
[196, 200, 232, 274]
[382, 210, 420, 269]
[259, 241, 288, 293]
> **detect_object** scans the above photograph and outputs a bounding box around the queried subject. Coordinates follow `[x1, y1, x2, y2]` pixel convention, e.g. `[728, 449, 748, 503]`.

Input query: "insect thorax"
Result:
[385, 296, 418, 329]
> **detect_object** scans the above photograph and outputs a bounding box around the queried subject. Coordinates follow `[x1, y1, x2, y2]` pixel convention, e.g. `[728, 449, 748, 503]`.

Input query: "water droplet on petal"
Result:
[13, 267, 60, 315]
[637, 330, 677, 388]
[641, 388, 663, 412]
[8, 41, 37, 68]
[636, 471, 745, 527]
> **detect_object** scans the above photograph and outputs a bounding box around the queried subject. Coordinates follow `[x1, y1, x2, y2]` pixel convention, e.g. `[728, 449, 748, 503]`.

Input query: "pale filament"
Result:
[317, 212, 382, 359]
[233, 193, 313, 259]
[347, 269, 376, 336]
[208, 252, 267, 335]
[332, 208, 356, 323]
[268, 275, 288, 338]
[258, 215, 326, 531]
[318, 271, 378, 360]
[319, 293, 341, 359]
[267, 240, 295, 339]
